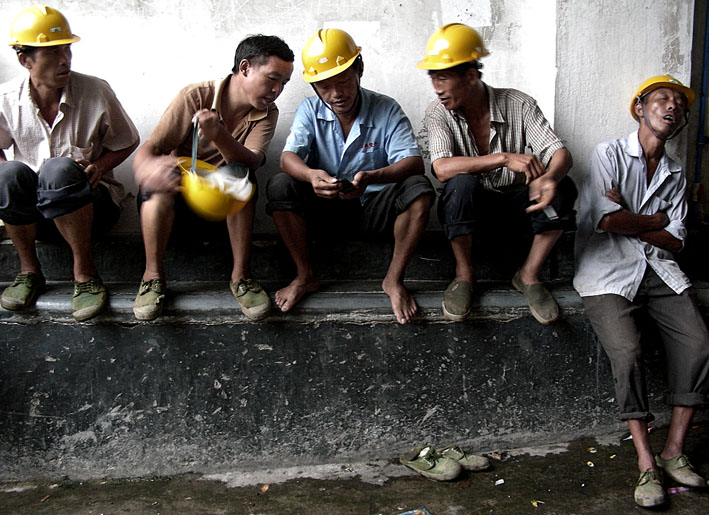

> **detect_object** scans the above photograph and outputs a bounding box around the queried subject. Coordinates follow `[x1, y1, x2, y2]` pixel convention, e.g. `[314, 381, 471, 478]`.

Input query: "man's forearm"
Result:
[638, 229, 682, 253]
[599, 209, 668, 235]
[364, 156, 424, 184]
[431, 154, 506, 182]
[544, 147, 573, 182]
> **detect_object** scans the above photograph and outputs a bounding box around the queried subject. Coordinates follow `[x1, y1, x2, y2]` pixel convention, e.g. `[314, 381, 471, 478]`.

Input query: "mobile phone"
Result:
[339, 179, 355, 194]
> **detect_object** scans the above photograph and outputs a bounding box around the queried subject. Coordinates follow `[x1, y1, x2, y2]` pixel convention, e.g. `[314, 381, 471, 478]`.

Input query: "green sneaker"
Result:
[399, 445, 462, 481]
[438, 445, 491, 471]
[634, 468, 666, 507]
[442, 279, 473, 321]
[72, 279, 107, 322]
[512, 270, 559, 325]
[133, 279, 167, 321]
[1, 272, 45, 311]
[655, 454, 707, 488]
[230, 279, 270, 320]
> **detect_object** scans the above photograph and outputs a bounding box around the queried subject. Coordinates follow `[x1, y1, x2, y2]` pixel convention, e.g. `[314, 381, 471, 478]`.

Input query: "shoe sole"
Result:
[73, 298, 107, 322]
[442, 301, 470, 322]
[1, 286, 44, 311]
[134, 304, 163, 321]
[241, 300, 271, 321]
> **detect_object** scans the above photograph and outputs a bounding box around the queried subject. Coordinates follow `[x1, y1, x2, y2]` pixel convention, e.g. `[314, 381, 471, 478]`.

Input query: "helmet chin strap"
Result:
[638, 97, 688, 141]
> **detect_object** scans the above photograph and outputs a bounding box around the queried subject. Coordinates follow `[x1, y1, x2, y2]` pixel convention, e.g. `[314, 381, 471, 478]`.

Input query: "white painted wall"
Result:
[0, 0, 695, 233]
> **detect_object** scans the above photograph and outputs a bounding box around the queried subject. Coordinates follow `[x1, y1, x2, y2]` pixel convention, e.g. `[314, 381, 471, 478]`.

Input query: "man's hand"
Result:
[505, 153, 546, 184]
[193, 109, 221, 142]
[340, 170, 371, 200]
[526, 174, 558, 213]
[606, 187, 624, 207]
[75, 158, 103, 188]
[137, 155, 181, 194]
[310, 169, 340, 198]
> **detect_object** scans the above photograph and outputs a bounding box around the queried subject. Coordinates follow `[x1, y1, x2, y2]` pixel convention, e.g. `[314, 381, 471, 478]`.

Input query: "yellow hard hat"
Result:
[9, 5, 80, 47]
[178, 158, 254, 222]
[630, 75, 694, 120]
[417, 23, 489, 70]
[301, 28, 361, 83]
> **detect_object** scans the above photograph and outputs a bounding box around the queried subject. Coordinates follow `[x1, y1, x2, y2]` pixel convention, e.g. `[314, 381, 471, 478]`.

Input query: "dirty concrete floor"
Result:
[1, 424, 707, 514]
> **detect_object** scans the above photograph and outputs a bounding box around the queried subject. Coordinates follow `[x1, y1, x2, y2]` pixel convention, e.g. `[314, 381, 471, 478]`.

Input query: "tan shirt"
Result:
[0, 71, 139, 206]
[425, 83, 564, 192]
[147, 75, 278, 168]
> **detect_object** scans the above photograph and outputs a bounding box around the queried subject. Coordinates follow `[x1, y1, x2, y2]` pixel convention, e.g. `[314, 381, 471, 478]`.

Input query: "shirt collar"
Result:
[449, 82, 503, 124]
[213, 74, 269, 122]
[18, 73, 72, 109]
[625, 130, 682, 174]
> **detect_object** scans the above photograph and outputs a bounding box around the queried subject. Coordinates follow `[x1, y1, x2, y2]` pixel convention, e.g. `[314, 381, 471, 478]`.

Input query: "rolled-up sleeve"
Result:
[588, 143, 623, 232]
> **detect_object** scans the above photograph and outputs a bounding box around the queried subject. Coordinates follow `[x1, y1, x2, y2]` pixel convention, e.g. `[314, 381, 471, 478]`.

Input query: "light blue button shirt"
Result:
[574, 131, 690, 300]
[283, 87, 421, 204]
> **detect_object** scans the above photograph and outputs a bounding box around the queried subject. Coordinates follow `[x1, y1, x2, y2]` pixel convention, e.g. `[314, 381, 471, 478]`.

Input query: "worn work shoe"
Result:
[634, 468, 666, 507]
[655, 454, 707, 488]
[442, 279, 473, 321]
[438, 445, 491, 472]
[399, 445, 462, 481]
[512, 270, 559, 325]
[72, 279, 107, 322]
[1, 272, 45, 311]
[133, 279, 167, 321]
[230, 278, 271, 320]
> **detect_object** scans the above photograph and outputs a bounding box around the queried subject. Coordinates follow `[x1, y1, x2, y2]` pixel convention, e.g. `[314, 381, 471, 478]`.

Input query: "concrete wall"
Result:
[0, 0, 697, 233]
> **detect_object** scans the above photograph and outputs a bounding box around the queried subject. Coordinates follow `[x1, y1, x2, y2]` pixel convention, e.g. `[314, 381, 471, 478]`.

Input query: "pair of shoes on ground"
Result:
[442, 270, 559, 325]
[133, 278, 271, 321]
[634, 454, 707, 508]
[399, 444, 490, 481]
[1, 272, 106, 322]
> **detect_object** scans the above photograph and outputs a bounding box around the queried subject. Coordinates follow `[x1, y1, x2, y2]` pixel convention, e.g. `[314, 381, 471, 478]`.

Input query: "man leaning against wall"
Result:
[0, 5, 139, 322]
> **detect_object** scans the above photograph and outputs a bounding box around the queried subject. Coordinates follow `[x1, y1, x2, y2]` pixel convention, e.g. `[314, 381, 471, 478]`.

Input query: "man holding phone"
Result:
[266, 28, 434, 324]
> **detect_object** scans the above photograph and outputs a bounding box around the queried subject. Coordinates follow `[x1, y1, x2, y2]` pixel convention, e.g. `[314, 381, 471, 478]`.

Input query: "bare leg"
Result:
[382, 195, 430, 324]
[226, 200, 255, 283]
[659, 406, 696, 460]
[628, 419, 657, 473]
[518, 229, 562, 284]
[450, 234, 474, 282]
[52, 203, 98, 282]
[272, 210, 319, 312]
[5, 222, 42, 276]
[139, 193, 175, 282]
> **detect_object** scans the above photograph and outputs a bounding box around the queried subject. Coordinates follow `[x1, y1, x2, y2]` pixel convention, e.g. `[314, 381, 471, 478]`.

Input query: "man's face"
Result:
[428, 68, 475, 111]
[21, 44, 72, 90]
[312, 67, 360, 115]
[241, 55, 294, 110]
[637, 87, 687, 137]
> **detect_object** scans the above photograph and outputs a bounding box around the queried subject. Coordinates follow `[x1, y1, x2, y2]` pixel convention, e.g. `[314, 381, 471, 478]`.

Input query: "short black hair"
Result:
[442, 60, 483, 79]
[232, 35, 294, 73]
[13, 45, 38, 57]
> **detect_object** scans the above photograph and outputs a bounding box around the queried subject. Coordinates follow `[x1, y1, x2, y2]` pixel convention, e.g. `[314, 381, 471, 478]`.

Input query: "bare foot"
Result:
[275, 276, 320, 312]
[382, 279, 418, 324]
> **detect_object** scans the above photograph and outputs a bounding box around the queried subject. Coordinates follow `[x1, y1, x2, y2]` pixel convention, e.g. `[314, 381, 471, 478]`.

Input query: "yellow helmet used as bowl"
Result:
[178, 158, 254, 222]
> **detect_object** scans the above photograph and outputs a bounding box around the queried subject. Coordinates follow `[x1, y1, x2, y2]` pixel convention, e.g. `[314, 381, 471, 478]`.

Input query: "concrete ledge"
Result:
[2, 282, 704, 481]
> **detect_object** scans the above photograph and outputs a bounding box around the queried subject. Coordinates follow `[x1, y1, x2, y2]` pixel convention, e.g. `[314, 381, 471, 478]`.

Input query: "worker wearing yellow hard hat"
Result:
[265, 28, 435, 325]
[131, 35, 295, 322]
[0, 5, 139, 322]
[417, 23, 577, 326]
[574, 74, 705, 509]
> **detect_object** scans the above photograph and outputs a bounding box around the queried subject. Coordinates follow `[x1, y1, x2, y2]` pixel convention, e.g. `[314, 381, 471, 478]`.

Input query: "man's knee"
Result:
[37, 157, 87, 190]
[266, 173, 304, 215]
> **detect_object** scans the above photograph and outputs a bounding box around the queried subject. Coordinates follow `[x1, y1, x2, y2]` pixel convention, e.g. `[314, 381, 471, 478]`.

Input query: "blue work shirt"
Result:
[283, 87, 421, 204]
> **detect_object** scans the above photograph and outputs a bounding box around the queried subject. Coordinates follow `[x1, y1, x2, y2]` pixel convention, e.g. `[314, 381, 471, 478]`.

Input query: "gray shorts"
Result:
[582, 268, 709, 421]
